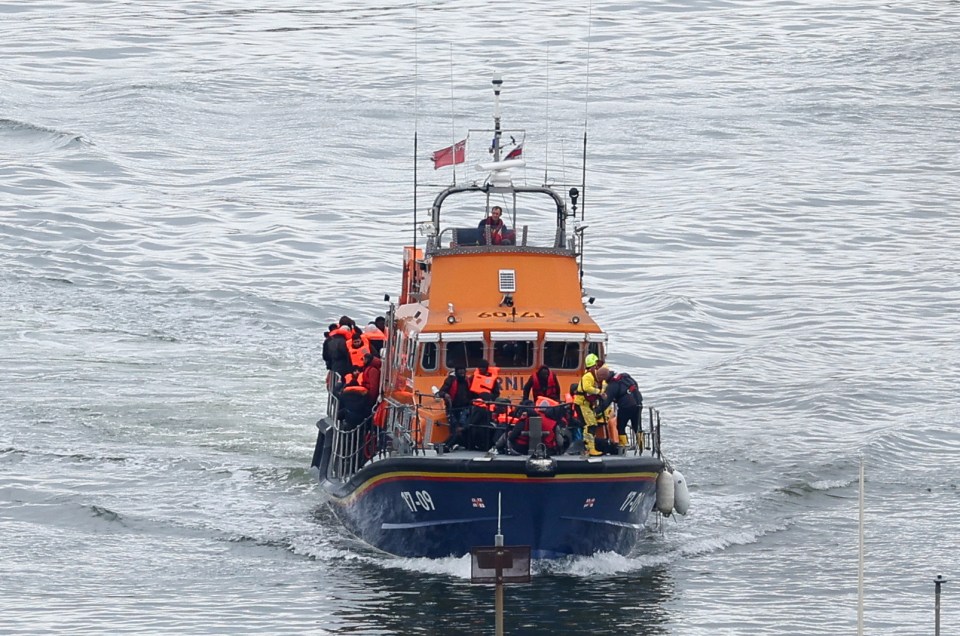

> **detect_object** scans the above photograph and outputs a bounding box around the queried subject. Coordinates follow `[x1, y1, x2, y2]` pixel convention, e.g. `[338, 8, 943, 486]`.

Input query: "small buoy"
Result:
[656, 470, 675, 516]
[673, 469, 690, 516]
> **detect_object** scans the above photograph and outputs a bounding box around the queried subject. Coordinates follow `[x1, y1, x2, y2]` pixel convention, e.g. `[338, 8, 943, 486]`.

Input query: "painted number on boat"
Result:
[401, 490, 435, 512]
[620, 491, 645, 513]
[476, 311, 544, 318]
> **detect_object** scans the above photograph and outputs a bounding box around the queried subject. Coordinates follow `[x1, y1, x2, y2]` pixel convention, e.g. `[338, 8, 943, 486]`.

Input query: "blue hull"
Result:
[321, 452, 663, 559]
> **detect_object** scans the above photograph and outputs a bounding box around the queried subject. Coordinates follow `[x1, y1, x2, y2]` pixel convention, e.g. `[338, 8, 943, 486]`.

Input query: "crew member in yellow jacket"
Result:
[574, 353, 608, 456]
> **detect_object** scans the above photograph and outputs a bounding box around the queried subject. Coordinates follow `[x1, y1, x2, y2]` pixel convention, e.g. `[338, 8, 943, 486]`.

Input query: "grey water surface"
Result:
[2, 1, 959, 634]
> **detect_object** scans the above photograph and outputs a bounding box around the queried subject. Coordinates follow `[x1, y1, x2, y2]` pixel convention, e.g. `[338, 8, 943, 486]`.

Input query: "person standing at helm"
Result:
[574, 353, 605, 456]
[477, 206, 514, 246]
[469, 359, 502, 400]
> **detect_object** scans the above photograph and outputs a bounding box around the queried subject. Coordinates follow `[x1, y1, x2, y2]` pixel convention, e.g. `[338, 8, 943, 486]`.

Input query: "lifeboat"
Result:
[311, 77, 672, 559]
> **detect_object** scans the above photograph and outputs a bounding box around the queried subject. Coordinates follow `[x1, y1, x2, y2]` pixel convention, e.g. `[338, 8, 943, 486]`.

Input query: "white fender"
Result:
[656, 470, 675, 516]
[673, 469, 690, 516]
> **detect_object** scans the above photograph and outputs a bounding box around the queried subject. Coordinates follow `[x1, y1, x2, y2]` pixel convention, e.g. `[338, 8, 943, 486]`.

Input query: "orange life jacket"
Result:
[495, 411, 523, 426]
[341, 371, 368, 395]
[470, 367, 500, 394]
[514, 398, 558, 449]
[347, 339, 370, 368]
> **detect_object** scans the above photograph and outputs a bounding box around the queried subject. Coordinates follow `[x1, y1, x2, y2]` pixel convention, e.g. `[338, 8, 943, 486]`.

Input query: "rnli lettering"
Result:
[476, 311, 544, 318]
[503, 375, 521, 391]
[401, 490, 435, 512]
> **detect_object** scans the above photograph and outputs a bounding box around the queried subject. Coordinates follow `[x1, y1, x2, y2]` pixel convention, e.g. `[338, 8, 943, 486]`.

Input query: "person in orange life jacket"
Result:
[436, 366, 472, 450]
[595, 367, 644, 449]
[336, 367, 370, 429]
[492, 398, 528, 453]
[469, 359, 501, 400]
[503, 397, 562, 455]
[522, 365, 561, 402]
[477, 206, 514, 246]
[363, 322, 386, 357]
[347, 332, 371, 370]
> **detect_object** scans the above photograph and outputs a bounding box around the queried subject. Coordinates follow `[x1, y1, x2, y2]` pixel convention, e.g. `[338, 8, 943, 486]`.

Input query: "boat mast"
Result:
[492, 75, 503, 162]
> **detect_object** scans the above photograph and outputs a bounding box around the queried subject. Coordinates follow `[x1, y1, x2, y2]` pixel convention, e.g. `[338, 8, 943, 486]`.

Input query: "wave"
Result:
[0, 117, 91, 150]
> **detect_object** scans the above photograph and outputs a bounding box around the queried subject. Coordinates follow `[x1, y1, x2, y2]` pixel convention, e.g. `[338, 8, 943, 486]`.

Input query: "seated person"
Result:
[462, 393, 499, 450]
[477, 206, 515, 245]
[336, 371, 371, 430]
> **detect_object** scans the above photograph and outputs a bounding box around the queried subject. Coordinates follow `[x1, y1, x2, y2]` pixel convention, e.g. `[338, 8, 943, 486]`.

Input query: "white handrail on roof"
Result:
[489, 331, 538, 341]
[544, 332, 587, 341]
[440, 331, 485, 342]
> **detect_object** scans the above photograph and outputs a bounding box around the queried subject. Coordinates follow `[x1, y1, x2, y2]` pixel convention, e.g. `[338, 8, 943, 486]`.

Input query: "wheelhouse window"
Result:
[543, 332, 586, 370]
[443, 333, 486, 370]
[544, 341, 581, 369]
[490, 331, 537, 369]
[418, 334, 439, 372]
[587, 332, 607, 363]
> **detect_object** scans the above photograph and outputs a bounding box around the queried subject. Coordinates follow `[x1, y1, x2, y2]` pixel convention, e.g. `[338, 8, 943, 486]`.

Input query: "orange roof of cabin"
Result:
[419, 250, 599, 332]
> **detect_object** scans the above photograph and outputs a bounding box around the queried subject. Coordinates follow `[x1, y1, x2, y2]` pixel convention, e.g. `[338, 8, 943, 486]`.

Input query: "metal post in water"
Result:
[935, 575, 947, 636]
[495, 491, 504, 636]
[857, 457, 864, 636]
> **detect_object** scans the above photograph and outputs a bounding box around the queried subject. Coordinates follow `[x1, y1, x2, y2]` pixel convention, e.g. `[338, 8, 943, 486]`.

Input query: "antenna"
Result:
[581, 0, 594, 222]
[492, 75, 503, 162]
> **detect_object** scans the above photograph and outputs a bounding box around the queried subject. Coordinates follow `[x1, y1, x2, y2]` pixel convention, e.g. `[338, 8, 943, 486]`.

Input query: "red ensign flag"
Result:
[431, 139, 466, 169]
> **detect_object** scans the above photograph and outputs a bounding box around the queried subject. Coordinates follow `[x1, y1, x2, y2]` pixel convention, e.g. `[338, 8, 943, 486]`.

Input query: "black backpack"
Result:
[612, 373, 642, 402]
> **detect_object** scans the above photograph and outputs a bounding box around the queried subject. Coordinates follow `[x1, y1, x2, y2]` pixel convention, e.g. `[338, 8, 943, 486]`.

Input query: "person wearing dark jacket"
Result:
[477, 206, 514, 245]
[327, 317, 354, 384]
[522, 365, 561, 402]
[436, 367, 472, 450]
[322, 322, 338, 373]
[595, 367, 644, 450]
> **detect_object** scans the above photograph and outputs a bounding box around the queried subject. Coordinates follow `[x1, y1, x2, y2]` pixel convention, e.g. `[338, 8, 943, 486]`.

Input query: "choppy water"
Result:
[2, 1, 959, 634]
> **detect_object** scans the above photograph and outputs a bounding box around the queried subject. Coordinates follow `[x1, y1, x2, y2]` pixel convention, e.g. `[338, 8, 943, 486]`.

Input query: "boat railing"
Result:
[639, 406, 663, 458]
[325, 398, 665, 481]
[328, 418, 368, 481]
[428, 225, 573, 254]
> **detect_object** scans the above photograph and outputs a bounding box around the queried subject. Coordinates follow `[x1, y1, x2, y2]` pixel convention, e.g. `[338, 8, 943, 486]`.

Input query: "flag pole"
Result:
[413, 0, 419, 251]
[414, 132, 418, 253]
[449, 44, 456, 185]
